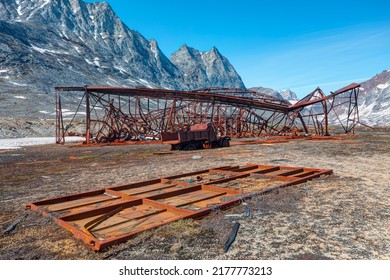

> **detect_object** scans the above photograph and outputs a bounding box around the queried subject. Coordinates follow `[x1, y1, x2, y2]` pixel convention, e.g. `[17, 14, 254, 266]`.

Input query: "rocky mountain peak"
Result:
[280, 89, 298, 102]
[171, 45, 245, 89]
[0, 0, 247, 121]
[356, 70, 390, 126]
[249, 86, 284, 100]
[359, 70, 390, 95]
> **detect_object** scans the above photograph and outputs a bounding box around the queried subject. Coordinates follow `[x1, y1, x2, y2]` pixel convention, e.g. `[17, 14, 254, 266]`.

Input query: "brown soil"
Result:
[1, 127, 390, 260]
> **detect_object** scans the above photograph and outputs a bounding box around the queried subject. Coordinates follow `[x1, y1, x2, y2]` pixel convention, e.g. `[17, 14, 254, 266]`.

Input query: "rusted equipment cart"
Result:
[161, 123, 230, 150]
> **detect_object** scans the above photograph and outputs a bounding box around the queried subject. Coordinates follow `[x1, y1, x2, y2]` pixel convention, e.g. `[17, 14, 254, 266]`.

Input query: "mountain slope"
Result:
[280, 89, 298, 104]
[0, 0, 246, 122]
[358, 70, 390, 126]
[249, 86, 298, 104]
[0, 0, 184, 92]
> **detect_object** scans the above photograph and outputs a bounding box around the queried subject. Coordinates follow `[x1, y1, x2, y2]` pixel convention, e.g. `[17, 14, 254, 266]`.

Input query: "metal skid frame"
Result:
[27, 163, 332, 251]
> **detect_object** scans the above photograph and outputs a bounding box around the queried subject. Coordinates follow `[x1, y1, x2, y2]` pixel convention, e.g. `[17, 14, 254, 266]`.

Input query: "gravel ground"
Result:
[0, 127, 389, 260]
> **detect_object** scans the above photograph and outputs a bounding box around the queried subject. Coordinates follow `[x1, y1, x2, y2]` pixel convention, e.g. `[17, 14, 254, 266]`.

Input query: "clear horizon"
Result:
[84, 0, 390, 98]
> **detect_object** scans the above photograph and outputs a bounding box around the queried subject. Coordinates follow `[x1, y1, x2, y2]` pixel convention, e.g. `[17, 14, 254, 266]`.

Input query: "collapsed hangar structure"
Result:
[55, 83, 361, 144]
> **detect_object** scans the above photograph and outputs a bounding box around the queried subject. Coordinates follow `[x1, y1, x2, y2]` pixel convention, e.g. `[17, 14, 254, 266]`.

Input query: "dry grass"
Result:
[1, 127, 390, 259]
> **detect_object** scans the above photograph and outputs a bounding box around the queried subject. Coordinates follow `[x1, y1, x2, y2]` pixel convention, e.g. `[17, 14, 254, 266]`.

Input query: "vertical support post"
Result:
[323, 100, 329, 136]
[297, 111, 308, 135]
[55, 91, 64, 144]
[167, 100, 176, 132]
[85, 90, 91, 143]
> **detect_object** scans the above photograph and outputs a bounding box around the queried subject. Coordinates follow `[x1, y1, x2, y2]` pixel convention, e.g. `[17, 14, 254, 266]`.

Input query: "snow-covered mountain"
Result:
[249, 86, 298, 104]
[171, 44, 245, 89]
[249, 86, 284, 99]
[280, 89, 299, 104]
[0, 0, 187, 91]
[358, 70, 390, 126]
[0, 0, 245, 119]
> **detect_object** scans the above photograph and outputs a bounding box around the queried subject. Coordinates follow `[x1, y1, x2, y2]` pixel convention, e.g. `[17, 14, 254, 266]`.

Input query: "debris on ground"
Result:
[224, 222, 240, 253]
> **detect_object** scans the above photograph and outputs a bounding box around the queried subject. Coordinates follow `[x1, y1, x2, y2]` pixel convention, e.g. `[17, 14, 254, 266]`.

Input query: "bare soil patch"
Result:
[1, 127, 390, 259]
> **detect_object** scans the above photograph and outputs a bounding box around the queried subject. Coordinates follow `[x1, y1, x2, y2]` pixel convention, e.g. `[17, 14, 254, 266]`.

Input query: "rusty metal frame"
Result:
[27, 163, 332, 251]
[54, 83, 360, 144]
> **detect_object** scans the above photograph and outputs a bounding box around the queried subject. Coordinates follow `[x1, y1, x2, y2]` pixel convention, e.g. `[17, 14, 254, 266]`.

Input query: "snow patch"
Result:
[16, 0, 23, 16]
[25, 0, 51, 21]
[63, 111, 86, 116]
[93, 57, 100, 66]
[377, 83, 389, 90]
[0, 137, 85, 150]
[10, 81, 28, 86]
[74, 45, 81, 53]
[84, 58, 101, 67]
[150, 45, 159, 61]
[107, 77, 119, 85]
[359, 102, 375, 116]
[138, 79, 154, 88]
[31, 45, 69, 55]
[14, 95, 26, 99]
[100, 32, 109, 40]
[59, 109, 86, 116]
[57, 58, 65, 66]
[114, 66, 130, 74]
[0, 69, 8, 73]
[37, 0, 50, 10]
[61, 30, 69, 39]
[85, 58, 94, 65]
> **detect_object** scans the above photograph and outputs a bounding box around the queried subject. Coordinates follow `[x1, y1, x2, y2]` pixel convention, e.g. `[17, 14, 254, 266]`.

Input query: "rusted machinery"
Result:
[55, 83, 361, 144]
[161, 123, 230, 150]
[27, 163, 332, 251]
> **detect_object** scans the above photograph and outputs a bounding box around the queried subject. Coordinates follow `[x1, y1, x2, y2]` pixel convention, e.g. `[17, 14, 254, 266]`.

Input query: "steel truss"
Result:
[55, 84, 361, 144]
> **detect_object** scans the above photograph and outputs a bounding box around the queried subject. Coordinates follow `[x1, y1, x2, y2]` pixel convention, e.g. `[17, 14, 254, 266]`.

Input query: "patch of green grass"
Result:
[132, 150, 157, 158]
[154, 219, 200, 238]
[77, 154, 100, 159]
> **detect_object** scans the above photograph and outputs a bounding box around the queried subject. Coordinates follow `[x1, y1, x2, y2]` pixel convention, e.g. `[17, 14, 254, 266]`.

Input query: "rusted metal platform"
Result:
[230, 135, 347, 146]
[26, 164, 332, 251]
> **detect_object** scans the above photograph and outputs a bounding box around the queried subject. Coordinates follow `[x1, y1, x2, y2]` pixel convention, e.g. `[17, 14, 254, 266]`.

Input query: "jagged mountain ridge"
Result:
[280, 89, 299, 104]
[358, 70, 390, 126]
[249, 86, 298, 104]
[171, 44, 245, 89]
[0, 0, 245, 95]
[249, 76, 390, 127]
[0, 0, 184, 91]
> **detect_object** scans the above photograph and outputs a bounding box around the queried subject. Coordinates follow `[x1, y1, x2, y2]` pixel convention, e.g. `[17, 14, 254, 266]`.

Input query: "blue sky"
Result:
[86, 0, 390, 98]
